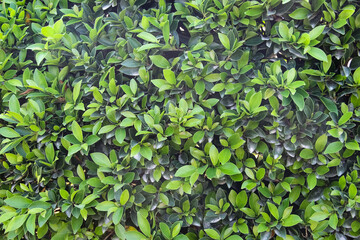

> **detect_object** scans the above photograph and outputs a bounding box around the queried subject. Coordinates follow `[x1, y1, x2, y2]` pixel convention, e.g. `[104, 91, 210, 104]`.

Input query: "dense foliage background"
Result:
[1, 0, 360, 239]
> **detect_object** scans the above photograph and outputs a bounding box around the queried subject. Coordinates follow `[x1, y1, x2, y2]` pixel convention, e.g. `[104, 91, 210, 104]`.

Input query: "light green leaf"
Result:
[278, 22, 290, 39]
[209, 145, 219, 166]
[72, 121, 83, 143]
[338, 112, 352, 126]
[137, 32, 158, 43]
[73, 80, 82, 102]
[163, 69, 176, 85]
[323, 141, 343, 154]
[354, 67, 360, 85]
[137, 211, 151, 237]
[4, 196, 32, 209]
[95, 201, 116, 211]
[309, 25, 325, 40]
[267, 202, 279, 220]
[282, 214, 303, 227]
[315, 134, 328, 152]
[140, 146, 152, 160]
[0, 127, 20, 138]
[166, 181, 182, 190]
[349, 183, 357, 199]
[175, 165, 196, 177]
[310, 212, 329, 221]
[90, 152, 112, 168]
[205, 229, 220, 240]
[329, 214, 338, 230]
[307, 173, 317, 190]
[308, 47, 328, 62]
[219, 162, 241, 175]
[9, 95, 20, 113]
[299, 149, 314, 159]
[219, 149, 231, 164]
[249, 92, 262, 111]
[5, 214, 28, 232]
[150, 55, 170, 68]
[289, 8, 310, 20]
[218, 33, 230, 49]
[120, 189, 130, 205]
[124, 231, 147, 240]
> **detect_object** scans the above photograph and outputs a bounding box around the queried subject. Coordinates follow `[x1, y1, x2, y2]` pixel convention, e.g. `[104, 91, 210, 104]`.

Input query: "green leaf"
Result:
[162, 21, 170, 44]
[209, 145, 219, 166]
[6, 214, 28, 232]
[96, 201, 116, 211]
[349, 183, 357, 199]
[140, 146, 152, 160]
[354, 67, 360, 85]
[219, 162, 241, 175]
[228, 134, 245, 149]
[323, 141, 343, 154]
[218, 33, 230, 50]
[73, 80, 82, 102]
[195, 80, 205, 95]
[166, 181, 182, 190]
[345, 141, 360, 151]
[278, 22, 290, 39]
[0, 127, 20, 138]
[351, 220, 360, 232]
[193, 131, 205, 143]
[0, 212, 17, 224]
[98, 125, 116, 134]
[159, 222, 171, 239]
[308, 47, 328, 62]
[175, 165, 196, 177]
[219, 149, 231, 164]
[72, 121, 83, 142]
[120, 189, 130, 205]
[205, 229, 220, 240]
[9, 95, 20, 113]
[309, 25, 325, 40]
[323, 55, 332, 73]
[172, 222, 181, 238]
[289, 8, 310, 19]
[125, 231, 147, 240]
[249, 92, 262, 111]
[310, 212, 329, 221]
[289, 186, 301, 203]
[45, 143, 55, 163]
[282, 214, 303, 227]
[150, 55, 170, 68]
[71, 216, 83, 233]
[4, 196, 32, 208]
[267, 202, 279, 220]
[315, 134, 328, 152]
[226, 236, 243, 240]
[329, 214, 338, 230]
[90, 152, 112, 168]
[204, 74, 221, 82]
[320, 97, 338, 114]
[137, 211, 151, 237]
[115, 128, 126, 144]
[26, 214, 36, 235]
[299, 149, 314, 159]
[307, 173, 317, 190]
[338, 112, 352, 126]
[163, 69, 176, 85]
[137, 32, 158, 43]
[290, 92, 305, 111]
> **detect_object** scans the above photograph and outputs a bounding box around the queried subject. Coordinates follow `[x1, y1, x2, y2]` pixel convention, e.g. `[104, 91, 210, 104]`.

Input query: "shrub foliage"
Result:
[1, 0, 360, 239]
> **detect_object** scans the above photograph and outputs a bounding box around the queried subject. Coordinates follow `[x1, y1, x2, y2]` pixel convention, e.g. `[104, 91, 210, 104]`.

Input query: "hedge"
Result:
[1, 0, 360, 239]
